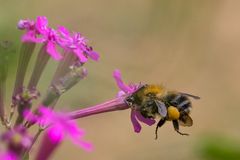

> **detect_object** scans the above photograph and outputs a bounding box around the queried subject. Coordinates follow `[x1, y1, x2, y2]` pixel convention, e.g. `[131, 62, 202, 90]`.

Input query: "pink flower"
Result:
[18, 16, 62, 61]
[35, 16, 48, 35]
[19, 17, 44, 43]
[17, 19, 34, 30]
[113, 70, 135, 94]
[0, 152, 17, 160]
[113, 69, 155, 133]
[58, 26, 99, 63]
[1, 126, 32, 149]
[0, 126, 32, 160]
[25, 106, 93, 152]
[43, 28, 63, 61]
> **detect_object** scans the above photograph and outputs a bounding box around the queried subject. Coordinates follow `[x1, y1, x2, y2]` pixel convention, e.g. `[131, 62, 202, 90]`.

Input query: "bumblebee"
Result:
[125, 84, 200, 139]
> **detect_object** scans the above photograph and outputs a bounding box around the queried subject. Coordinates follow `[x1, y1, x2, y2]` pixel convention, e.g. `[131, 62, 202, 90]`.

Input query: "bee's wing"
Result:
[154, 100, 167, 117]
[178, 114, 193, 127]
[179, 92, 200, 100]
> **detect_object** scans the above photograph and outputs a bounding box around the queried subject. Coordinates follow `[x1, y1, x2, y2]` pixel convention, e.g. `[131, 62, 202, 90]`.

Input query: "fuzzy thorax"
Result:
[143, 84, 165, 96]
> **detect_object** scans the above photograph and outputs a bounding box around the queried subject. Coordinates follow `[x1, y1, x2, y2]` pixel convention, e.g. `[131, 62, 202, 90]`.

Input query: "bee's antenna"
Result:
[179, 92, 200, 100]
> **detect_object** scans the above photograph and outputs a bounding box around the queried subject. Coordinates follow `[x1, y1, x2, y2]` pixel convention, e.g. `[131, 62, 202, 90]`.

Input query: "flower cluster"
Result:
[0, 15, 198, 160]
[0, 16, 99, 160]
[18, 16, 99, 62]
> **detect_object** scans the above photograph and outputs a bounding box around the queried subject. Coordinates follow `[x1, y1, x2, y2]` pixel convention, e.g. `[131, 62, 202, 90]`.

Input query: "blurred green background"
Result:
[1, 0, 240, 159]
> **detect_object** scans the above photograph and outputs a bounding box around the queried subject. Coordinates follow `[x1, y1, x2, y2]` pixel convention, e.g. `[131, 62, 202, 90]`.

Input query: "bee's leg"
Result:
[155, 119, 166, 139]
[172, 120, 189, 136]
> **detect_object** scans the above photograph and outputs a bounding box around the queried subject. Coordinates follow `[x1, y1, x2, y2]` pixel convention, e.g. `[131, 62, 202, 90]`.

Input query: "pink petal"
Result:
[135, 111, 156, 126]
[57, 26, 71, 48]
[130, 110, 141, 133]
[76, 140, 94, 152]
[87, 50, 99, 61]
[17, 19, 34, 30]
[74, 48, 88, 63]
[23, 109, 39, 123]
[64, 120, 85, 138]
[37, 106, 53, 121]
[36, 16, 48, 34]
[0, 152, 17, 160]
[58, 26, 70, 37]
[17, 19, 28, 30]
[21, 31, 45, 43]
[38, 106, 52, 119]
[47, 127, 64, 143]
[116, 90, 126, 97]
[46, 41, 62, 61]
[113, 70, 132, 93]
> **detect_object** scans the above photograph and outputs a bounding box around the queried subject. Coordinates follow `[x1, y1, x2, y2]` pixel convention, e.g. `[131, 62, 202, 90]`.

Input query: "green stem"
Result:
[22, 128, 43, 159]
[28, 44, 50, 90]
[13, 42, 36, 97]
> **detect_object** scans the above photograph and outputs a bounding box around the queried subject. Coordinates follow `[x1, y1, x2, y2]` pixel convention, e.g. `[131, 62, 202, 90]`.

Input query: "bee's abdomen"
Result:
[167, 94, 192, 111]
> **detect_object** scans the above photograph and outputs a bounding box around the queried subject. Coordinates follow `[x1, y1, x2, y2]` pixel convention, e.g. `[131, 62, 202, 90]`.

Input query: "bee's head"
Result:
[125, 96, 135, 106]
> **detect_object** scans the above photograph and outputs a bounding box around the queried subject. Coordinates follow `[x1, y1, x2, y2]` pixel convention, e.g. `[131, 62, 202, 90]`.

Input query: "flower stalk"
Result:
[42, 62, 87, 107]
[27, 44, 50, 90]
[51, 52, 77, 84]
[0, 42, 9, 123]
[69, 97, 129, 120]
[0, 80, 6, 123]
[14, 88, 40, 126]
[22, 128, 43, 159]
[35, 129, 62, 160]
[12, 42, 36, 98]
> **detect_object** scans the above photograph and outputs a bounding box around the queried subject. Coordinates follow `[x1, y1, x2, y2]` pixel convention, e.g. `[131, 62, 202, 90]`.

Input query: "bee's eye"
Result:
[147, 101, 154, 106]
[125, 96, 135, 106]
[126, 96, 134, 102]
[146, 93, 154, 97]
